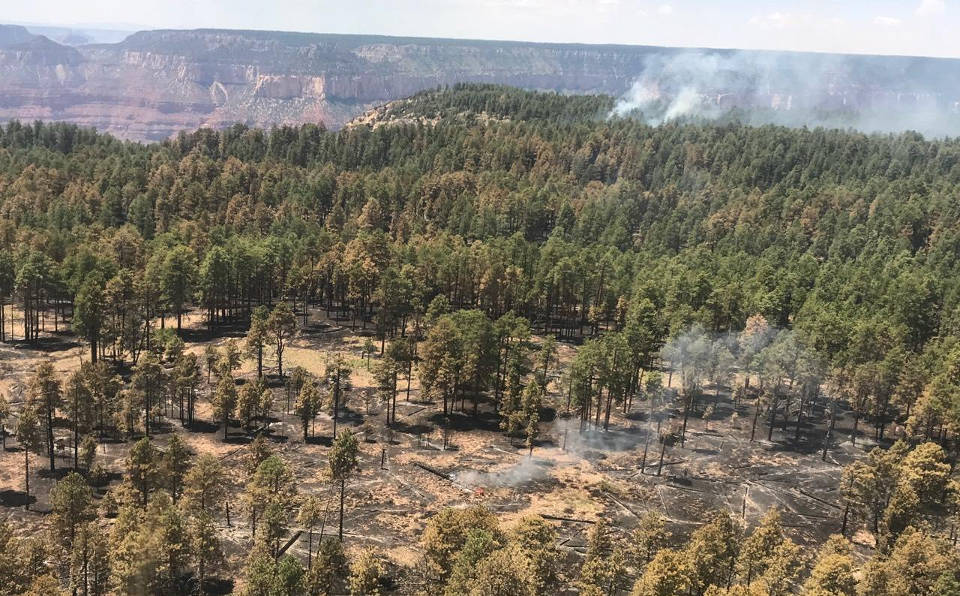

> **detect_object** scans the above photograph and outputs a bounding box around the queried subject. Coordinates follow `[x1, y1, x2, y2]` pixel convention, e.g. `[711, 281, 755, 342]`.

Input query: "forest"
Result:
[0, 84, 958, 595]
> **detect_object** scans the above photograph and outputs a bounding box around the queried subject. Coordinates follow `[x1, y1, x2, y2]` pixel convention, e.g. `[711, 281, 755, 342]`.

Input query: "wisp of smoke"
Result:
[553, 417, 646, 456]
[611, 50, 960, 137]
[453, 458, 553, 488]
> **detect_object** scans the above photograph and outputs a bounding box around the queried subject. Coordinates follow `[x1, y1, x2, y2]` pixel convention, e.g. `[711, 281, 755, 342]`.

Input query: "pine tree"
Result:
[212, 375, 238, 441]
[267, 302, 297, 378]
[348, 550, 385, 595]
[329, 430, 359, 541]
[127, 437, 159, 507]
[15, 406, 42, 510]
[27, 361, 61, 471]
[183, 455, 226, 515]
[246, 305, 269, 379]
[294, 380, 323, 441]
[161, 434, 191, 501]
[50, 471, 94, 550]
[188, 511, 222, 596]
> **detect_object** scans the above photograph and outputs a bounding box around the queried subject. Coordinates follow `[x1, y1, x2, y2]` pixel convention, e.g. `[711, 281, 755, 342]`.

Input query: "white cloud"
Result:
[748, 12, 803, 29]
[916, 0, 946, 16]
[748, 12, 845, 30]
[658, 4, 674, 16]
[873, 16, 902, 26]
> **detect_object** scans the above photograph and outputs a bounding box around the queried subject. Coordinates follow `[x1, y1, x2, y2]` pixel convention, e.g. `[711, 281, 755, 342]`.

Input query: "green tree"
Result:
[629, 511, 670, 569]
[578, 518, 628, 595]
[348, 550, 385, 595]
[325, 353, 352, 437]
[329, 430, 360, 540]
[27, 361, 62, 471]
[183, 454, 226, 515]
[161, 434, 191, 501]
[294, 380, 324, 441]
[244, 455, 296, 542]
[50, 471, 94, 550]
[15, 407, 42, 509]
[304, 537, 347, 596]
[802, 535, 856, 596]
[161, 244, 197, 331]
[236, 380, 266, 435]
[127, 437, 160, 507]
[420, 506, 502, 585]
[188, 511, 223, 596]
[130, 353, 167, 438]
[212, 375, 238, 441]
[631, 548, 691, 596]
[64, 368, 95, 469]
[267, 302, 297, 378]
[420, 316, 461, 416]
[297, 496, 327, 570]
[246, 305, 270, 378]
[74, 278, 105, 363]
[69, 522, 110, 596]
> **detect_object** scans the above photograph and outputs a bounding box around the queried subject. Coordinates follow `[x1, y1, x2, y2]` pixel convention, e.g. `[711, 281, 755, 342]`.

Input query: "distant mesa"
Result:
[0, 25, 959, 141]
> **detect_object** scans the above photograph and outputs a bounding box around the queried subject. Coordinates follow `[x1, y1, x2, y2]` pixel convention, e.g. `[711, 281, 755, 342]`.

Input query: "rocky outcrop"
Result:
[0, 27, 959, 141]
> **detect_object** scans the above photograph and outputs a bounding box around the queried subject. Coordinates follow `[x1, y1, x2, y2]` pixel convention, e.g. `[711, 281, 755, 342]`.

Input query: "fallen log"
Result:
[412, 461, 472, 492]
[603, 491, 641, 519]
[794, 487, 841, 510]
[278, 530, 303, 556]
[541, 514, 596, 524]
[414, 461, 452, 480]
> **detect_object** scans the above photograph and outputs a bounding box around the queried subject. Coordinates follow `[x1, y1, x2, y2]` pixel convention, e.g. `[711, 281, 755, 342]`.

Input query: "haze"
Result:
[8, 0, 959, 59]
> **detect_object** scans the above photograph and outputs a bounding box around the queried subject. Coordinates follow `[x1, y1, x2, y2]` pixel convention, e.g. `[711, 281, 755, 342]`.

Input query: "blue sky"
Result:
[8, 0, 958, 58]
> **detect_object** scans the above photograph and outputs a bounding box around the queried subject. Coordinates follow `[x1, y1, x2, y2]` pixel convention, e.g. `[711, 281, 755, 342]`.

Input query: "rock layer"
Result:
[1, 26, 959, 141]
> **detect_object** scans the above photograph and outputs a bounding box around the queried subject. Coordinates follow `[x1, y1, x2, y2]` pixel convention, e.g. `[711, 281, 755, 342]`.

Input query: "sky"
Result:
[6, 0, 959, 59]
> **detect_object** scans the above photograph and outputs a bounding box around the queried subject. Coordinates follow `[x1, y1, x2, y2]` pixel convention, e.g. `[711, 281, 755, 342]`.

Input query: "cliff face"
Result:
[1, 27, 958, 141]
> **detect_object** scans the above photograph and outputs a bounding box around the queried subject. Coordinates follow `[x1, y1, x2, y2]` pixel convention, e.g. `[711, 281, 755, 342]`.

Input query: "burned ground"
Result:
[0, 302, 885, 592]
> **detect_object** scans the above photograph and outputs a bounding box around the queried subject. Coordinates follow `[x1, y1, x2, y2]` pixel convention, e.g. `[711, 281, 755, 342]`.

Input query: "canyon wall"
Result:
[1, 25, 959, 141]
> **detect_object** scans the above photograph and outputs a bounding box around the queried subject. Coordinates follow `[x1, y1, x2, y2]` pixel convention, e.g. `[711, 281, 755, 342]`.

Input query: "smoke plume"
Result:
[454, 458, 553, 488]
[611, 50, 960, 137]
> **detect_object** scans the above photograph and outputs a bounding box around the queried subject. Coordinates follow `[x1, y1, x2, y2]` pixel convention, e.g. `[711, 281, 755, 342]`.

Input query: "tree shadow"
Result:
[263, 375, 286, 389]
[179, 322, 248, 343]
[335, 408, 364, 425]
[428, 411, 501, 433]
[306, 435, 333, 447]
[91, 469, 122, 488]
[184, 420, 220, 434]
[539, 407, 557, 423]
[0, 490, 36, 508]
[12, 336, 81, 353]
[392, 420, 433, 435]
[37, 468, 71, 480]
[193, 577, 233, 595]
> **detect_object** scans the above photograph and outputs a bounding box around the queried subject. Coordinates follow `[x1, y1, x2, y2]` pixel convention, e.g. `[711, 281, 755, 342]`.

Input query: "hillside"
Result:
[1, 26, 960, 140]
[0, 87, 958, 594]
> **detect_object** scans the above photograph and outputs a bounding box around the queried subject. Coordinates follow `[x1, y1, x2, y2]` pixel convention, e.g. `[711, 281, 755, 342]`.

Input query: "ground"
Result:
[0, 302, 881, 592]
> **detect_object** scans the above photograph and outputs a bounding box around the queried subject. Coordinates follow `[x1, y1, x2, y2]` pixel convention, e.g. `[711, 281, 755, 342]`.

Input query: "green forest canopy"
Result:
[0, 83, 959, 432]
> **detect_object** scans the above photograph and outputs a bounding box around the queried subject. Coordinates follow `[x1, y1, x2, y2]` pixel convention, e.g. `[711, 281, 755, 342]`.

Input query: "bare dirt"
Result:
[0, 302, 879, 590]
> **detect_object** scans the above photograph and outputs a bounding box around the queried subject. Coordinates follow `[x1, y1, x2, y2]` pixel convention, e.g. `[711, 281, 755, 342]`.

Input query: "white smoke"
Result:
[612, 52, 764, 125]
[611, 50, 960, 137]
[453, 457, 553, 488]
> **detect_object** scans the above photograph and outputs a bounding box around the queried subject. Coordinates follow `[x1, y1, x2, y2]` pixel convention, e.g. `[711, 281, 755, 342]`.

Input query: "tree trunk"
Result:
[307, 529, 313, 570]
[680, 394, 691, 447]
[46, 406, 55, 472]
[24, 450, 30, 510]
[657, 438, 667, 476]
[338, 478, 345, 541]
